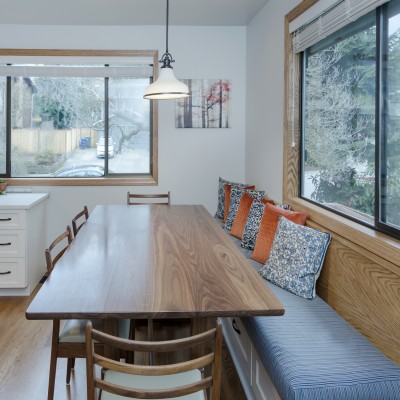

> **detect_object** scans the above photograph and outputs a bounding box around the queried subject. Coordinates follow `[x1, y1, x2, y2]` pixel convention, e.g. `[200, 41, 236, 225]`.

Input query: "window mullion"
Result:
[6, 75, 11, 177]
[376, 6, 386, 227]
[104, 74, 109, 175]
[376, 3, 400, 238]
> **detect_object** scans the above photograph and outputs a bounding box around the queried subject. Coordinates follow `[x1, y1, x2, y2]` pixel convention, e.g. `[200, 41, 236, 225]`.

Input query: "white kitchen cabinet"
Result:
[221, 317, 281, 400]
[0, 193, 49, 296]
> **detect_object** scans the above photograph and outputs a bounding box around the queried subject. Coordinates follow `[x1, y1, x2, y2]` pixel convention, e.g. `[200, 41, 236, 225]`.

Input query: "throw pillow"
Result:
[224, 187, 265, 232]
[241, 201, 266, 250]
[223, 183, 255, 222]
[252, 203, 307, 264]
[230, 194, 273, 239]
[215, 177, 251, 220]
[259, 216, 331, 299]
[241, 201, 289, 250]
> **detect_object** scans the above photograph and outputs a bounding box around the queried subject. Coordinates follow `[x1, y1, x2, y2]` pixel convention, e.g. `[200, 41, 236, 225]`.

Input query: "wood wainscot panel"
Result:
[309, 220, 400, 365]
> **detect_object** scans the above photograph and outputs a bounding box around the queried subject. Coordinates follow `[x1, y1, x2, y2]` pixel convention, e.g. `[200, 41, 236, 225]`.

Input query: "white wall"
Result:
[245, 0, 301, 202]
[0, 24, 246, 241]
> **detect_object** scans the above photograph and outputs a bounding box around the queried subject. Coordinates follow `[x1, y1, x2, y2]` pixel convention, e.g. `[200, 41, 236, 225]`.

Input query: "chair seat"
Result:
[60, 319, 130, 343]
[102, 369, 205, 400]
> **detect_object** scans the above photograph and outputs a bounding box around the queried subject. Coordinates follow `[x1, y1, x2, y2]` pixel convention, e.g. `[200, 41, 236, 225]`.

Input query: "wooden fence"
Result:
[11, 128, 98, 155]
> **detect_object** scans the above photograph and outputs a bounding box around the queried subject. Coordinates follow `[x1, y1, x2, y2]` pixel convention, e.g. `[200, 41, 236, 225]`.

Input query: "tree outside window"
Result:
[302, 5, 400, 232]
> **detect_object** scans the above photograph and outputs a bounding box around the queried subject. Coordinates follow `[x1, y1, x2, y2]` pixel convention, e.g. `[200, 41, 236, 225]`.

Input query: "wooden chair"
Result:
[85, 319, 223, 400]
[45, 226, 130, 400]
[71, 205, 89, 237]
[45, 225, 73, 276]
[127, 191, 171, 205]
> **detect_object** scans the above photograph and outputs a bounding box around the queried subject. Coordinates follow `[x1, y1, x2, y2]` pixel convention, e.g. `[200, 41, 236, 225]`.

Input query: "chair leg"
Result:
[129, 319, 136, 340]
[66, 358, 75, 384]
[48, 320, 60, 400]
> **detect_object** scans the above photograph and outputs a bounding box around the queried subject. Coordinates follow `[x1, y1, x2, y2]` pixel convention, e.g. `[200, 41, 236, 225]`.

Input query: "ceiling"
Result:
[0, 0, 270, 26]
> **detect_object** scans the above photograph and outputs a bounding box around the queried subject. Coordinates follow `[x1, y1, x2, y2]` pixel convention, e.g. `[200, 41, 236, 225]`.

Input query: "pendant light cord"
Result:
[160, 0, 174, 68]
[166, 0, 169, 54]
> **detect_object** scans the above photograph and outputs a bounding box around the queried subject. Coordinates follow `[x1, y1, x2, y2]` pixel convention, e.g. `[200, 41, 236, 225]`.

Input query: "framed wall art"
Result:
[176, 79, 231, 128]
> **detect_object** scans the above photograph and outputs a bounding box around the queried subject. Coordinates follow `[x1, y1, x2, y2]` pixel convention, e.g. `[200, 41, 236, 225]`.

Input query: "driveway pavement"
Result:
[62, 147, 150, 174]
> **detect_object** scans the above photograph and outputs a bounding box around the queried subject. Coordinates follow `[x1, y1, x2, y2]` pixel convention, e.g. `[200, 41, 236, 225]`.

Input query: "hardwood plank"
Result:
[0, 284, 247, 400]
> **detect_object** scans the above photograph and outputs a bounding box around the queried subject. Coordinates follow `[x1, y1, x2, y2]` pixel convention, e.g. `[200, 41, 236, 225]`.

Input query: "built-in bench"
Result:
[219, 222, 400, 400]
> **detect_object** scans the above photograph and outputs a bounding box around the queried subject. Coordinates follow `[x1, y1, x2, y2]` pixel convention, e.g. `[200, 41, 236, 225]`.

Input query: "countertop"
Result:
[0, 193, 49, 209]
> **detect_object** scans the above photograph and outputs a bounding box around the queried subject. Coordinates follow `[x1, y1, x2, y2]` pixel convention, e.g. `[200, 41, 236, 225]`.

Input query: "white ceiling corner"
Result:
[0, 0, 271, 26]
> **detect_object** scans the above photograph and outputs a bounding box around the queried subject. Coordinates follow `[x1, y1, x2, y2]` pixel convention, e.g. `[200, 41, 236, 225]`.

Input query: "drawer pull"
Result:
[0, 218, 12, 221]
[232, 318, 241, 335]
[0, 271, 11, 275]
[0, 242, 11, 246]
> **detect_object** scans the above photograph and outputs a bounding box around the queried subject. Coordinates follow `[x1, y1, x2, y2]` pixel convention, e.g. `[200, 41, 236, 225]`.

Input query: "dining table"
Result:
[26, 204, 284, 342]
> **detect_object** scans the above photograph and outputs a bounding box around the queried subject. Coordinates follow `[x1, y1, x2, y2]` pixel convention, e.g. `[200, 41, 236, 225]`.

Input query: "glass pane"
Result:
[383, 7, 400, 229]
[0, 77, 6, 174]
[11, 76, 104, 177]
[302, 22, 376, 224]
[108, 78, 150, 174]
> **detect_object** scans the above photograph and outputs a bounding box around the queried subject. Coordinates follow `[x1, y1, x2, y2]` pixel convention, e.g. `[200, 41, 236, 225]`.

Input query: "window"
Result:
[301, 0, 400, 238]
[0, 50, 158, 185]
[0, 76, 6, 174]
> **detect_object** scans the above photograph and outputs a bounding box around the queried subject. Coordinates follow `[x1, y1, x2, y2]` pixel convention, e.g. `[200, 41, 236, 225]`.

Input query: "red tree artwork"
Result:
[176, 79, 231, 128]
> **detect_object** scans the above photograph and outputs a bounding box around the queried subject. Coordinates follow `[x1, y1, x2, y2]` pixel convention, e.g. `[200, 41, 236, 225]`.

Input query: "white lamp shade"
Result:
[144, 67, 190, 100]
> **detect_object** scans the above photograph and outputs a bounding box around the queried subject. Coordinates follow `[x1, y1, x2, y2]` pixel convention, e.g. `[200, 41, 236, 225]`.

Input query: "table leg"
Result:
[148, 318, 154, 365]
[190, 317, 210, 360]
[103, 319, 119, 360]
[190, 317, 207, 336]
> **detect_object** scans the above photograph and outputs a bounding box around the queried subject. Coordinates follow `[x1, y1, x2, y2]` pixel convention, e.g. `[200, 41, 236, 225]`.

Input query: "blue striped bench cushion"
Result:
[242, 281, 400, 400]
[216, 216, 400, 399]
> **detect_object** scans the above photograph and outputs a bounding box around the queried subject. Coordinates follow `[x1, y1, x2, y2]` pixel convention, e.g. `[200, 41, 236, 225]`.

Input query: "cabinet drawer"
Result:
[0, 259, 26, 288]
[0, 231, 25, 257]
[223, 317, 252, 382]
[0, 210, 26, 230]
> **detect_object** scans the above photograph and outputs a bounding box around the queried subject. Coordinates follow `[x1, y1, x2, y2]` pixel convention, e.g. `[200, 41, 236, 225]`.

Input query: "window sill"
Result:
[7, 176, 157, 187]
[285, 195, 400, 271]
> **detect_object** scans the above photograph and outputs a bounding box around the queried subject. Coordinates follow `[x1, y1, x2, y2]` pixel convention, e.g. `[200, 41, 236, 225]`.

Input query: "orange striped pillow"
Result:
[223, 184, 255, 222]
[230, 194, 273, 239]
[251, 204, 307, 264]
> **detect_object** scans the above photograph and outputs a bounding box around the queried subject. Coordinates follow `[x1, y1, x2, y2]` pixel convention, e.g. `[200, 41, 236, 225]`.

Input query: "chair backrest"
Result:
[45, 225, 73, 275]
[127, 191, 171, 205]
[85, 319, 222, 400]
[71, 205, 89, 237]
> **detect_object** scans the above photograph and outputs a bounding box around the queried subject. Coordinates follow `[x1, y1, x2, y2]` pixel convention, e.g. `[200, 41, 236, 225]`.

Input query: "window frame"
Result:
[284, 0, 400, 267]
[0, 49, 159, 186]
[300, 11, 379, 229]
[298, 2, 400, 240]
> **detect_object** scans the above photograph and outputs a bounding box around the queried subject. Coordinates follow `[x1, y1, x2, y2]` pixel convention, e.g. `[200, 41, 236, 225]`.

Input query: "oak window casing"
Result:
[283, 1, 400, 268]
[0, 49, 159, 187]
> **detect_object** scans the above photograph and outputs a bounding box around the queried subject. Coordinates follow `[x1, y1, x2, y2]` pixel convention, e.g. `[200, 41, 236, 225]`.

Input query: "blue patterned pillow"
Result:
[215, 177, 250, 220]
[241, 202, 291, 250]
[259, 216, 331, 299]
[224, 187, 265, 232]
[241, 201, 265, 250]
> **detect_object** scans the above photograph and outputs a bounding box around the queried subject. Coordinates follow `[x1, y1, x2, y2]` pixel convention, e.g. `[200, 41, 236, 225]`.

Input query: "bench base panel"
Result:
[222, 317, 281, 400]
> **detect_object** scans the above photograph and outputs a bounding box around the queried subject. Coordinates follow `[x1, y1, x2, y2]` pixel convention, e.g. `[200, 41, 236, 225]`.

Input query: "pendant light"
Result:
[144, 0, 190, 100]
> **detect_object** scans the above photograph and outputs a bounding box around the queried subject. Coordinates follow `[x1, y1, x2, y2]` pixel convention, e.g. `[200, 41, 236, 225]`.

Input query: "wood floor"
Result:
[0, 283, 247, 400]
